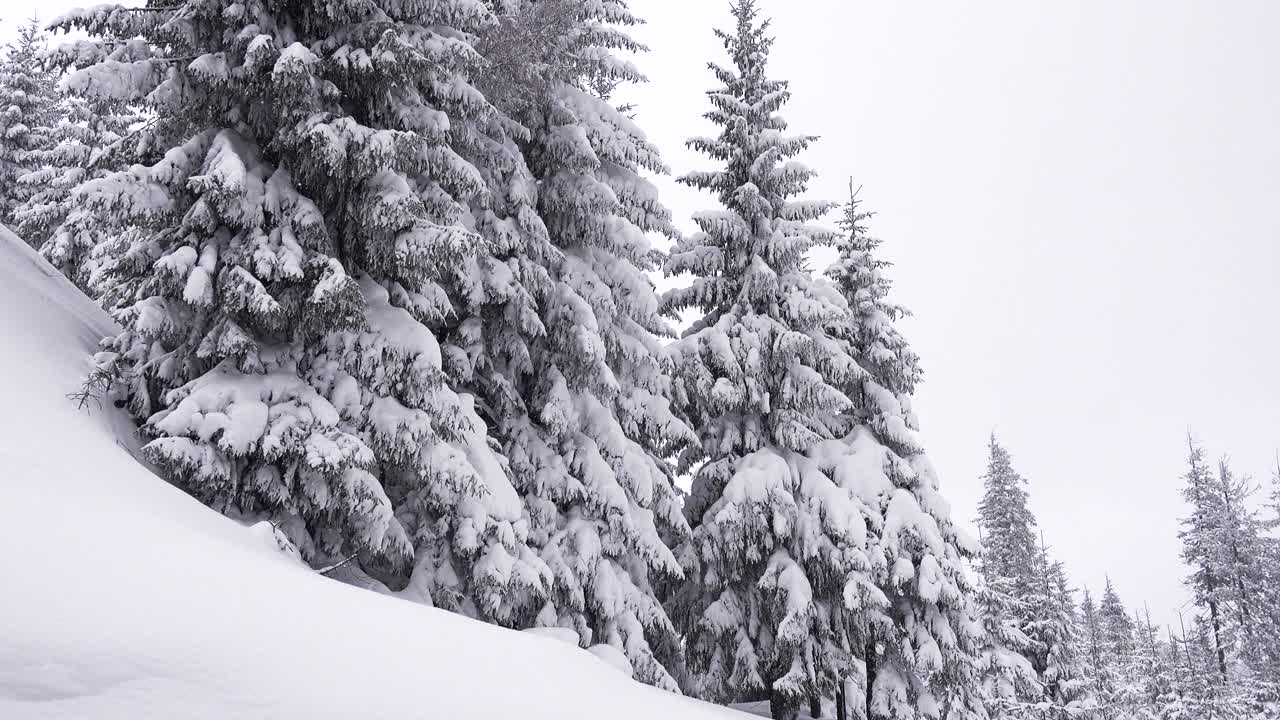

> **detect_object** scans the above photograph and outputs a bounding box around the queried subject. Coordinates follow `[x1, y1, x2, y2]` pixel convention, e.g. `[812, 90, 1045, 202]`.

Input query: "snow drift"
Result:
[0, 226, 742, 720]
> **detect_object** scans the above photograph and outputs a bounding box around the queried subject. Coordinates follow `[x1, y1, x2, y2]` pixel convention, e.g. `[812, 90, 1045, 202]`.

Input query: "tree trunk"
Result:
[809, 694, 821, 719]
[865, 635, 876, 720]
[836, 683, 846, 720]
[1208, 598, 1228, 680]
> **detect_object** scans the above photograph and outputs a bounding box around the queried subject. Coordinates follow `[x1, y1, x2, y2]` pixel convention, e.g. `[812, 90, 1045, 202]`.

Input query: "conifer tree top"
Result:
[977, 435, 1039, 586]
[664, 0, 836, 319]
[825, 184, 923, 424]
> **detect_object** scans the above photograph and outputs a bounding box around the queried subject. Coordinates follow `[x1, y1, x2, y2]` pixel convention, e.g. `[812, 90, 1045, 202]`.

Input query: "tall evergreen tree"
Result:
[972, 575, 1039, 719]
[1177, 437, 1230, 680]
[665, 10, 985, 710]
[661, 4, 891, 716]
[1210, 459, 1278, 681]
[1176, 439, 1280, 713]
[1159, 624, 1198, 720]
[1250, 464, 1280, 714]
[1122, 608, 1173, 720]
[663, 4, 861, 714]
[1080, 589, 1113, 714]
[0, 16, 59, 231]
[457, 0, 697, 689]
[823, 184, 920, 445]
[50, 0, 549, 624]
[1091, 578, 1139, 719]
[976, 436, 1039, 601]
[1184, 614, 1242, 718]
[1032, 551, 1091, 716]
[976, 436, 1070, 716]
[825, 190, 988, 720]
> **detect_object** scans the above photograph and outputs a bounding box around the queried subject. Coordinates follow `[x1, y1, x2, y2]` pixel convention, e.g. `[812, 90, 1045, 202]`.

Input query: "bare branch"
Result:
[317, 555, 359, 575]
[67, 367, 113, 412]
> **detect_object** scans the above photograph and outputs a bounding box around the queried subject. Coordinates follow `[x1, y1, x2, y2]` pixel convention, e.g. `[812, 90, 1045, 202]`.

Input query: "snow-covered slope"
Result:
[0, 227, 742, 720]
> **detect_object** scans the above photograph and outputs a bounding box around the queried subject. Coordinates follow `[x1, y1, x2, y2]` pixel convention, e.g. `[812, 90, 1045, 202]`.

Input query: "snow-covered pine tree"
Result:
[974, 436, 1048, 714]
[972, 574, 1039, 719]
[1079, 589, 1115, 715]
[17, 87, 140, 290]
[1158, 623, 1199, 720]
[1244, 464, 1280, 717]
[1096, 579, 1139, 717]
[0, 16, 59, 232]
[824, 184, 920, 445]
[1098, 580, 1136, 663]
[663, 4, 874, 716]
[1033, 550, 1092, 716]
[1175, 440, 1280, 713]
[1112, 608, 1166, 720]
[1177, 437, 1231, 681]
[453, 0, 696, 689]
[1209, 459, 1279, 686]
[1184, 614, 1245, 719]
[824, 189, 988, 719]
[976, 436, 1039, 606]
[48, 0, 549, 621]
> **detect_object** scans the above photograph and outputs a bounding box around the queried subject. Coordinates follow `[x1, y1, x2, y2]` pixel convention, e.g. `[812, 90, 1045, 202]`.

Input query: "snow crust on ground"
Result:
[0, 227, 744, 720]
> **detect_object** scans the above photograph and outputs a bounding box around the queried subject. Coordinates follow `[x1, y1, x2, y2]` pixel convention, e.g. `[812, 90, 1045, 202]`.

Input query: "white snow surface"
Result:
[0, 227, 744, 720]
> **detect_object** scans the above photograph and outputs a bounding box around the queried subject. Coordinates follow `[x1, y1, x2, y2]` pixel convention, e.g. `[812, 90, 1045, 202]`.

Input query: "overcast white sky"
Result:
[623, 0, 1280, 628]
[4, 1, 1278, 628]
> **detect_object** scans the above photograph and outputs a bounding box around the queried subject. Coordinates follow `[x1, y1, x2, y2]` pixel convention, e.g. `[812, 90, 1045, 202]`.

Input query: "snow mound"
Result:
[0, 226, 743, 720]
[588, 644, 635, 677]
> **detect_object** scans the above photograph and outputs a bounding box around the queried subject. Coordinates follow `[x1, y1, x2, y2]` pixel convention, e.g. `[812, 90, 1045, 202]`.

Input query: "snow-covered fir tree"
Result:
[1210, 459, 1278, 684]
[972, 575, 1039, 719]
[0, 16, 59, 231]
[1079, 589, 1112, 714]
[824, 190, 988, 720]
[1098, 580, 1136, 664]
[975, 436, 1094, 717]
[1158, 623, 1200, 720]
[666, 9, 985, 710]
[823, 184, 920, 443]
[17, 87, 141, 290]
[447, 0, 696, 689]
[1185, 614, 1245, 718]
[1177, 438, 1231, 681]
[1107, 608, 1160, 720]
[49, 0, 552, 624]
[1248, 464, 1280, 716]
[1030, 549, 1092, 717]
[663, 4, 861, 713]
[1176, 438, 1280, 708]
[1092, 579, 1139, 717]
[976, 436, 1039, 605]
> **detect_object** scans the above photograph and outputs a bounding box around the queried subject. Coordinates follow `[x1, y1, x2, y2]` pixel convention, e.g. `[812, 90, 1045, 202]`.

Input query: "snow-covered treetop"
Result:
[664, 0, 837, 319]
[977, 435, 1039, 588]
[476, 0, 647, 119]
[825, 185, 921, 400]
[1098, 577, 1136, 657]
[0, 16, 59, 229]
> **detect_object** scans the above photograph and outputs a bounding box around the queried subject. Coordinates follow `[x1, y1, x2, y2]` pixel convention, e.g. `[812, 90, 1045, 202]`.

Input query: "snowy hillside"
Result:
[0, 225, 743, 720]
